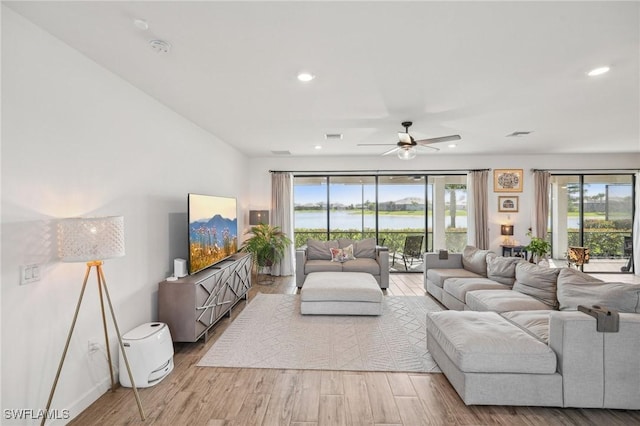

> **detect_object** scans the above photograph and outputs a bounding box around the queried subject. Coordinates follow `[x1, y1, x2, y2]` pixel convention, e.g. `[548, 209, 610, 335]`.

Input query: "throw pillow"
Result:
[354, 238, 376, 259]
[486, 253, 522, 286]
[462, 245, 490, 276]
[557, 268, 640, 312]
[330, 247, 345, 262]
[306, 239, 338, 261]
[342, 244, 356, 260]
[512, 262, 560, 309]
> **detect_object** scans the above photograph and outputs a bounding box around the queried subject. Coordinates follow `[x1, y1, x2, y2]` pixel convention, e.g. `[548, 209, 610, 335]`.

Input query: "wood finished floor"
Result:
[70, 273, 640, 426]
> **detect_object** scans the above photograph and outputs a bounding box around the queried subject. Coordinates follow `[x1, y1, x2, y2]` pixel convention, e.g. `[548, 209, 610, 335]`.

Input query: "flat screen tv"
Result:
[188, 193, 238, 275]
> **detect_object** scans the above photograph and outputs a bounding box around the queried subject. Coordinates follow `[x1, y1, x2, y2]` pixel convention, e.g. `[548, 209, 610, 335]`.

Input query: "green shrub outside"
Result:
[565, 219, 631, 258]
[294, 228, 467, 254]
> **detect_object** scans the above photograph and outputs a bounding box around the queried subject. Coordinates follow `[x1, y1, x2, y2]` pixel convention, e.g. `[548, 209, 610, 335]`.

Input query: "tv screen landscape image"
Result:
[188, 193, 238, 275]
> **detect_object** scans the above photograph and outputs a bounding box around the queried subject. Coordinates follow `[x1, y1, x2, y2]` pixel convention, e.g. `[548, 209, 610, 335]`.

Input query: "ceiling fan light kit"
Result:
[398, 147, 417, 160]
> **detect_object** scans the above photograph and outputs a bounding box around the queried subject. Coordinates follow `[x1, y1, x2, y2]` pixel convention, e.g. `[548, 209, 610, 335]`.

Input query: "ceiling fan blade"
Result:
[381, 147, 400, 156]
[398, 132, 412, 144]
[357, 143, 397, 146]
[416, 145, 440, 152]
[415, 134, 461, 145]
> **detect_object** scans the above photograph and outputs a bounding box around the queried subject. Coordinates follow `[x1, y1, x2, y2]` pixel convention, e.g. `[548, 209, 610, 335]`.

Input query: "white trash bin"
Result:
[119, 322, 174, 388]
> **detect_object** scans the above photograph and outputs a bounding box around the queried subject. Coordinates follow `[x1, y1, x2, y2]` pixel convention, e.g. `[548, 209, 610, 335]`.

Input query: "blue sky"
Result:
[295, 184, 433, 205]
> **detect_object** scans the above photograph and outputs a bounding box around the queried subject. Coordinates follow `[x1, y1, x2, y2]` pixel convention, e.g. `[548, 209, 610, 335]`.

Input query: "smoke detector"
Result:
[149, 40, 171, 53]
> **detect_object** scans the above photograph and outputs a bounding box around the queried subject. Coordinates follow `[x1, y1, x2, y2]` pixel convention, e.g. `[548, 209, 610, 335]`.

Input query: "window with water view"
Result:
[293, 174, 468, 272]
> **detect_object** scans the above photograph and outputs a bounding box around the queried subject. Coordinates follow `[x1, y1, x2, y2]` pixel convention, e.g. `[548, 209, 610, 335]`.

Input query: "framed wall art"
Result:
[494, 169, 523, 192]
[498, 196, 519, 212]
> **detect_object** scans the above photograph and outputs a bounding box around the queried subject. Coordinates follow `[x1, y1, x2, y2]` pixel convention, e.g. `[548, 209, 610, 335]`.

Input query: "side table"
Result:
[501, 245, 528, 259]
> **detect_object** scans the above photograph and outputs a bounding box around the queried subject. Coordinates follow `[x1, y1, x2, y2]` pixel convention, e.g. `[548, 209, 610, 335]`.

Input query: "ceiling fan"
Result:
[359, 121, 461, 160]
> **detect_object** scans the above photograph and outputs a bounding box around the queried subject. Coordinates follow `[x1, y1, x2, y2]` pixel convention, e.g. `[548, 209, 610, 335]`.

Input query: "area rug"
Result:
[197, 293, 443, 373]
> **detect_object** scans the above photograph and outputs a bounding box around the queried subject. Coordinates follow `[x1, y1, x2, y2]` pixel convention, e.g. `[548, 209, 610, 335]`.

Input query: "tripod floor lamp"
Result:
[42, 216, 145, 425]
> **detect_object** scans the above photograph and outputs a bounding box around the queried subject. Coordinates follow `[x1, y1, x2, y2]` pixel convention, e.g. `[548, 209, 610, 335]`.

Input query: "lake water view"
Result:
[294, 211, 585, 230]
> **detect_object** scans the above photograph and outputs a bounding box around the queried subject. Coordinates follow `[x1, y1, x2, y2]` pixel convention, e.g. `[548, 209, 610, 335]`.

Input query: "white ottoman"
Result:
[300, 272, 383, 315]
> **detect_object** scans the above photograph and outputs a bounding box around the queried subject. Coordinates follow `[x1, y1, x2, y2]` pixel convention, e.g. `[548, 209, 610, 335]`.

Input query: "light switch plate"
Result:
[20, 264, 40, 285]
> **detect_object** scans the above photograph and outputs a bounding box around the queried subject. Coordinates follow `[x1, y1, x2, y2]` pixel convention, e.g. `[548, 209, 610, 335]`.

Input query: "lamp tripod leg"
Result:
[97, 266, 146, 421]
[41, 265, 92, 426]
[95, 265, 116, 391]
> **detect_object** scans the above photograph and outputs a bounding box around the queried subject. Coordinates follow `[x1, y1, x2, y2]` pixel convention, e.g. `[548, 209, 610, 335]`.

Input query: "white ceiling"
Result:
[6, 1, 640, 158]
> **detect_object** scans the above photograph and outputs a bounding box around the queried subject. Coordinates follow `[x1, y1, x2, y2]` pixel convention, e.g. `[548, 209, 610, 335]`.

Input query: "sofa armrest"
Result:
[423, 252, 464, 270]
[423, 253, 464, 289]
[295, 246, 307, 287]
[376, 246, 389, 289]
[549, 311, 640, 409]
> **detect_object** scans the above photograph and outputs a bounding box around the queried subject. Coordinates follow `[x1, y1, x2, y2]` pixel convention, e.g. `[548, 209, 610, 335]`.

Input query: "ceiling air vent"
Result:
[506, 131, 533, 137]
[271, 150, 292, 156]
[325, 133, 343, 140]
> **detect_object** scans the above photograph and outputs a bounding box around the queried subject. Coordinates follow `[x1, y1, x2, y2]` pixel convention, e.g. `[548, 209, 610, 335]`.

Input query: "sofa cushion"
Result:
[462, 245, 490, 276]
[557, 268, 640, 312]
[444, 277, 511, 304]
[486, 254, 522, 286]
[465, 289, 551, 312]
[501, 310, 553, 343]
[307, 239, 339, 260]
[512, 262, 560, 309]
[426, 311, 557, 374]
[355, 238, 377, 259]
[342, 258, 380, 275]
[301, 272, 382, 303]
[305, 259, 343, 274]
[426, 268, 483, 289]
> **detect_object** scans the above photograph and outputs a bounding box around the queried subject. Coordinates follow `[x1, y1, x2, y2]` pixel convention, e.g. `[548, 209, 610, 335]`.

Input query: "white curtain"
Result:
[634, 172, 639, 274]
[533, 170, 551, 239]
[271, 172, 294, 276]
[467, 170, 489, 249]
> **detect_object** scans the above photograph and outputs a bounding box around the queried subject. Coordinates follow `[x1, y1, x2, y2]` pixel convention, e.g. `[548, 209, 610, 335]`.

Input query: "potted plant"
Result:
[240, 223, 291, 281]
[524, 229, 551, 264]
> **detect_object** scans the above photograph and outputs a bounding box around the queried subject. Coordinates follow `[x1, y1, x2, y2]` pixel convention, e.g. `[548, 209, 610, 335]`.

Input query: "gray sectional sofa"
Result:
[295, 238, 389, 288]
[424, 246, 640, 409]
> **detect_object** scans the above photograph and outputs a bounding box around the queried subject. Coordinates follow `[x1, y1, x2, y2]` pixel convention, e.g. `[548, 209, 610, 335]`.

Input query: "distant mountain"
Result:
[190, 214, 238, 240]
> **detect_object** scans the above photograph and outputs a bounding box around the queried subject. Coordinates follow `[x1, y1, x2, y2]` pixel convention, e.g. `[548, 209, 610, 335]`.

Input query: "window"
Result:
[549, 174, 635, 273]
[293, 173, 468, 272]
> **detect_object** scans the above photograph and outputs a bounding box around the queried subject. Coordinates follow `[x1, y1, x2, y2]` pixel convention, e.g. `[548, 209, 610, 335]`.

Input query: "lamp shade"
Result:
[249, 210, 269, 225]
[501, 225, 514, 236]
[58, 216, 125, 262]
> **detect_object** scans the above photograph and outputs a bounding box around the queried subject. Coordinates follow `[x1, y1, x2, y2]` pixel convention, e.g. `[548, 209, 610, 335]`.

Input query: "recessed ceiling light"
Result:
[297, 72, 316, 82]
[314, 145, 322, 150]
[448, 144, 457, 148]
[133, 19, 149, 30]
[587, 66, 610, 77]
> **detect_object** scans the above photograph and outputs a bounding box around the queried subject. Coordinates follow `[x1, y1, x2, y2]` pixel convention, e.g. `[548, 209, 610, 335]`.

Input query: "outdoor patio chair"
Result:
[392, 235, 424, 271]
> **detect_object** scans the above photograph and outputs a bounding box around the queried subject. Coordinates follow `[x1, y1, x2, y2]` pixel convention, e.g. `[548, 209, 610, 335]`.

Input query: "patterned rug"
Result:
[197, 293, 443, 373]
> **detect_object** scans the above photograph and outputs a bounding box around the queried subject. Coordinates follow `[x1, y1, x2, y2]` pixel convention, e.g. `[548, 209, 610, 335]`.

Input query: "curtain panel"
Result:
[634, 172, 639, 274]
[467, 170, 489, 249]
[271, 172, 294, 276]
[533, 170, 551, 239]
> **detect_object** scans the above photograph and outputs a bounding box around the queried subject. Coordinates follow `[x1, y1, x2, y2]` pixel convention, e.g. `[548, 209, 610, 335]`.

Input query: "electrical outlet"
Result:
[88, 340, 100, 354]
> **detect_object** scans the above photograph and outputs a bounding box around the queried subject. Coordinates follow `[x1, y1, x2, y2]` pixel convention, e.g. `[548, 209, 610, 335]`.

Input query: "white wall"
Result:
[248, 153, 640, 254]
[1, 8, 249, 424]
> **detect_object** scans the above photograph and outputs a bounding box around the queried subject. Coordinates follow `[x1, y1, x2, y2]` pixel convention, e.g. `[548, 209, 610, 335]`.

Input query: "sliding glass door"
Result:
[549, 174, 634, 273]
[293, 173, 468, 272]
